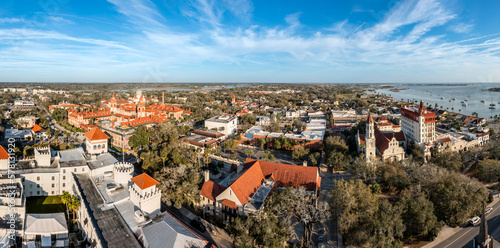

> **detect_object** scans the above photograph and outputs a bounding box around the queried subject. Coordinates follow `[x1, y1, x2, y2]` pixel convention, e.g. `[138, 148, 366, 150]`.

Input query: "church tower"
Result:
[231, 94, 235, 104]
[476, 201, 493, 248]
[137, 95, 146, 118]
[365, 113, 376, 161]
[110, 93, 117, 113]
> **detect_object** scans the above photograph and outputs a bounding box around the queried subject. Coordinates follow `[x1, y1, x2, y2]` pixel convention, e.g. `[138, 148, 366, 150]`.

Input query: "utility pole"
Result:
[122, 131, 125, 163]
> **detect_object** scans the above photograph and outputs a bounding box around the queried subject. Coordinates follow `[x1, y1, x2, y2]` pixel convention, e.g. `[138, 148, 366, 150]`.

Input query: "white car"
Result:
[469, 216, 480, 225]
[486, 207, 493, 215]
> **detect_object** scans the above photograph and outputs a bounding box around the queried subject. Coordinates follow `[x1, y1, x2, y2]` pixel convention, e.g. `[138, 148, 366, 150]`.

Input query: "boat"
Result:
[490, 103, 496, 109]
[452, 98, 456, 101]
[440, 97, 445, 100]
[461, 100, 465, 103]
[462, 102, 468, 107]
[481, 99, 486, 103]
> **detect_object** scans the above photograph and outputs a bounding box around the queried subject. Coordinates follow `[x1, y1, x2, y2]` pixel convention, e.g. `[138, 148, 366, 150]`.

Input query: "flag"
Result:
[123, 133, 128, 146]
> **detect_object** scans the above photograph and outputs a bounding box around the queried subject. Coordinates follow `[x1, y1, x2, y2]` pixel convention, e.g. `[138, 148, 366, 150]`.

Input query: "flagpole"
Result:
[122, 131, 125, 163]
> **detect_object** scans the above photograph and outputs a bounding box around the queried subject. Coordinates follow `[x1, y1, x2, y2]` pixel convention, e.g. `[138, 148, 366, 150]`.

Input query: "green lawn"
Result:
[26, 196, 66, 214]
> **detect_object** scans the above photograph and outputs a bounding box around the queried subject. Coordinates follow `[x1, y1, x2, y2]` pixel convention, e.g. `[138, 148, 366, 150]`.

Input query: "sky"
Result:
[1, 0, 500, 83]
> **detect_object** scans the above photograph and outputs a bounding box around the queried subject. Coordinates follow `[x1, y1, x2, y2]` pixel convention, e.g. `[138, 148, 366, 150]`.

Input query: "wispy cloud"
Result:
[2, 0, 500, 82]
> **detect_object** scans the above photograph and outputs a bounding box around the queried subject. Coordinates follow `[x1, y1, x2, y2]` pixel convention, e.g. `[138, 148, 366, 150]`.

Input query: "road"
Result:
[432, 199, 500, 248]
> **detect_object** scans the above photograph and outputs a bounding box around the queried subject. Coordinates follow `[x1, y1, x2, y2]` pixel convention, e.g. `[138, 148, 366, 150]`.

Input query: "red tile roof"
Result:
[84, 127, 109, 141]
[246, 159, 320, 191]
[200, 181, 227, 201]
[229, 163, 265, 205]
[221, 199, 238, 210]
[131, 173, 159, 190]
[32, 124, 43, 133]
[0, 146, 9, 160]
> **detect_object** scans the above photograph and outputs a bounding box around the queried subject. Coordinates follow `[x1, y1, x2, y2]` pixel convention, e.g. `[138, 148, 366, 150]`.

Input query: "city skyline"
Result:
[1, 0, 500, 83]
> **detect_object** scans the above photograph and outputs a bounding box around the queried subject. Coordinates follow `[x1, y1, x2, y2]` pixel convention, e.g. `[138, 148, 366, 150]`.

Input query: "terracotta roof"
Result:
[221, 199, 238, 210]
[229, 163, 265, 205]
[131, 173, 159, 190]
[84, 127, 109, 141]
[247, 159, 320, 191]
[200, 181, 227, 201]
[440, 137, 452, 143]
[0, 146, 9, 160]
[359, 134, 366, 143]
[32, 124, 43, 133]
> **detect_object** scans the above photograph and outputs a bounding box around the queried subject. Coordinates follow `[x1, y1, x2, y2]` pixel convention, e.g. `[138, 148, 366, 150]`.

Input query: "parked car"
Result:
[469, 216, 480, 225]
[190, 219, 207, 233]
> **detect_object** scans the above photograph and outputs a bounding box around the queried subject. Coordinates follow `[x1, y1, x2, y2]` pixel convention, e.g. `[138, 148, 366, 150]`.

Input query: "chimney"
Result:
[303, 160, 307, 167]
[203, 170, 210, 182]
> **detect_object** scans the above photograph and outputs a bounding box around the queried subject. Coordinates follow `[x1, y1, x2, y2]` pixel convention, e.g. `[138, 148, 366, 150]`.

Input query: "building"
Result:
[181, 130, 224, 149]
[204, 116, 238, 136]
[0, 174, 24, 242]
[4, 128, 32, 141]
[356, 113, 406, 162]
[31, 124, 48, 140]
[85, 127, 109, 155]
[13, 99, 34, 107]
[199, 158, 321, 222]
[15, 116, 37, 128]
[24, 213, 69, 247]
[136, 211, 212, 248]
[400, 101, 436, 145]
[130, 173, 161, 217]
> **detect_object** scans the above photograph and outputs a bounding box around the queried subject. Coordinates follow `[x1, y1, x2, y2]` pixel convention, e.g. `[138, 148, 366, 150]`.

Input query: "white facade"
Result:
[86, 138, 108, 155]
[5, 128, 32, 141]
[205, 115, 238, 136]
[400, 102, 436, 145]
[129, 179, 161, 217]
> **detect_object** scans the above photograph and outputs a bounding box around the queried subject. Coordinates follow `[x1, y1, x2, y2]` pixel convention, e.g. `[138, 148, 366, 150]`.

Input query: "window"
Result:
[82, 168, 85, 171]
[37, 191, 40, 195]
[21, 178, 25, 182]
[52, 176, 55, 180]
[62, 183, 65, 187]
[63, 176, 66, 180]
[74, 168, 77, 172]
[63, 169, 66, 173]
[52, 184, 55, 188]
[30, 184, 33, 188]
[51, 191, 55, 194]
[37, 177, 40, 180]
[37, 184, 40, 188]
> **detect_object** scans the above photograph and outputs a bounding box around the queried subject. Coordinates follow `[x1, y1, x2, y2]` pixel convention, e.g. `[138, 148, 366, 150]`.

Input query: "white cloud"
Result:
[0, 17, 24, 24]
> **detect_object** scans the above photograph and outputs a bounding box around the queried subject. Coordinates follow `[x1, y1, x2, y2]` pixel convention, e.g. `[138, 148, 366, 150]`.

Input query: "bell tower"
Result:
[365, 113, 376, 161]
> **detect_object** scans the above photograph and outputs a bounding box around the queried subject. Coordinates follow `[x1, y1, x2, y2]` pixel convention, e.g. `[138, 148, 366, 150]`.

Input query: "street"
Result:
[431, 199, 500, 248]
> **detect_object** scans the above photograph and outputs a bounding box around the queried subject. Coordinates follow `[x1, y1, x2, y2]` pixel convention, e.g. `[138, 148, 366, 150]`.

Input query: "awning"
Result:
[41, 235, 51, 247]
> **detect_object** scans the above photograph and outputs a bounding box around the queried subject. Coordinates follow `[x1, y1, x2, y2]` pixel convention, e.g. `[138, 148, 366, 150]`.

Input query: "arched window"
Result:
[93, 145, 97, 150]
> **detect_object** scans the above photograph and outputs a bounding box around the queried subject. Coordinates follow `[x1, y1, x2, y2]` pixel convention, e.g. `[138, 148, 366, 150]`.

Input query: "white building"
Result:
[400, 101, 436, 145]
[85, 127, 109, 154]
[204, 115, 238, 136]
[24, 213, 69, 248]
[130, 173, 161, 217]
[4, 128, 32, 141]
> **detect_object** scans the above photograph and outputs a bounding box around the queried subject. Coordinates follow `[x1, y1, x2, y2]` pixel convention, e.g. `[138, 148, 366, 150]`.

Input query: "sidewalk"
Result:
[422, 195, 500, 248]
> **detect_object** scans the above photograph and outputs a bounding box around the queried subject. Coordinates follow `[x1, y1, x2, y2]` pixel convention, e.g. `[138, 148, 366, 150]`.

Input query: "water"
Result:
[375, 83, 500, 118]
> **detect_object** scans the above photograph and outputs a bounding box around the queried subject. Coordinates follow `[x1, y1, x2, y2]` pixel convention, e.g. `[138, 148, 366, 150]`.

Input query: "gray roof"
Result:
[73, 174, 141, 248]
[139, 212, 208, 248]
[87, 153, 118, 170]
[59, 148, 87, 167]
[24, 213, 67, 235]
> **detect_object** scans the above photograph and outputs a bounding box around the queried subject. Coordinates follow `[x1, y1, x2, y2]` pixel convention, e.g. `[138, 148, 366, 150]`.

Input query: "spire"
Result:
[112, 93, 116, 99]
[367, 112, 374, 123]
[419, 101, 424, 115]
[479, 201, 489, 244]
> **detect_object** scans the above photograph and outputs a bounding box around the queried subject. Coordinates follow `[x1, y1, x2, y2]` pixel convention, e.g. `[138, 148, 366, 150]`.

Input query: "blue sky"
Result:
[1, 0, 500, 83]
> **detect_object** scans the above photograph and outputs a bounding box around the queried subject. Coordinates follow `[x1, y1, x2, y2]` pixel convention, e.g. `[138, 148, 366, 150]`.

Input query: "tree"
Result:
[309, 152, 320, 166]
[244, 149, 254, 158]
[477, 159, 500, 183]
[430, 151, 463, 171]
[61, 191, 71, 224]
[268, 154, 275, 161]
[223, 139, 239, 150]
[68, 195, 80, 223]
[292, 146, 309, 161]
[230, 211, 290, 248]
[129, 126, 149, 148]
[401, 191, 439, 239]
[330, 180, 404, 247]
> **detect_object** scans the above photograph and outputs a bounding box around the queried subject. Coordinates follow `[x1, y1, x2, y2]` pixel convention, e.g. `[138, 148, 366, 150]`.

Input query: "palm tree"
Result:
[61, 191, 71, 225]
[68, 195, 80, 224]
